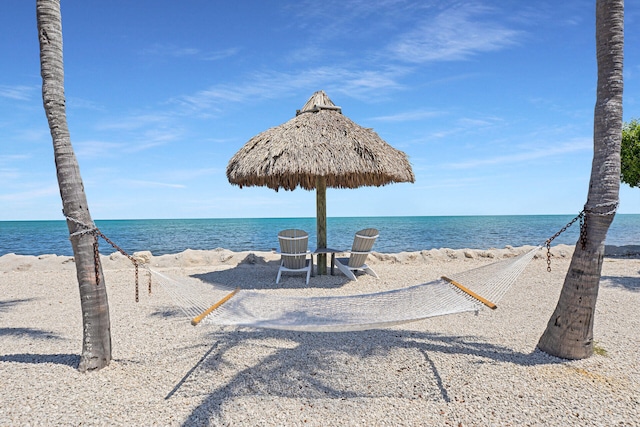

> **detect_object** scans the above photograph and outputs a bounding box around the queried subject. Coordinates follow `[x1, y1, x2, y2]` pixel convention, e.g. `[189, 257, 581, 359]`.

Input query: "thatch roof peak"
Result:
[296, 90, 342, 116]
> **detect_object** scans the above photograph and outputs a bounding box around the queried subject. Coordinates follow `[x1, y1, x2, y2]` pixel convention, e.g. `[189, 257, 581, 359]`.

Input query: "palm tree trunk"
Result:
[537, 0, 623, 359]
[37, 0, 112, 371]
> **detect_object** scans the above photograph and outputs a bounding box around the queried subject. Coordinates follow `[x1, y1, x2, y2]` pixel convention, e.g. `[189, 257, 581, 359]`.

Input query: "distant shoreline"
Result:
[4, 215, 640, 257]
[3, 244, 640, 273]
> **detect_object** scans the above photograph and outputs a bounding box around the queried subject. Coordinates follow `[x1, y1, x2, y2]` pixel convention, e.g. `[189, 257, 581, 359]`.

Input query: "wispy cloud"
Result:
[84, 114, 184, 155]
[285, 0, 426, 40]
[173, 66, 406, 114]
[202, 48, 241, 61]
[623, 63, 640, 81]
[74, 140, 123, 158]
[413, 176, 485, 190]
[528, 97, 591, 119]
[0, 167, 21, 181]
[416, 115, 504, 141]
[0, 154, 30, 163]
[95, 114, 174, 132]
[284, 46, 329, 64]
[141, 44, 240, 61]
[168, 3, 523, 117]
[372, 109, 443, 122]
[0, 155, 31, 181]
[67, 96, 106, 111]
[0, 85, 37, 101]
[445, 138, 591, 169]
[129, 2, 529, 122]
[166, 168, 219, 181]
[120, 179, 186, 189]
[562, 17, 582, 26]
[129, 129, 183, 152]
[74, 131, 182, 159]
[0, 185, 59, 202]
[389, 4, 522, 63]
[11, 128, 49, 142]
[456, 117, 501, 127]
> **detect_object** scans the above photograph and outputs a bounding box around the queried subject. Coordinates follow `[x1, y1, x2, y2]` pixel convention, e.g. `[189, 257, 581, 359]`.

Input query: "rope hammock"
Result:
[148, 246, 540, 332]
[63, 201, 618, 333]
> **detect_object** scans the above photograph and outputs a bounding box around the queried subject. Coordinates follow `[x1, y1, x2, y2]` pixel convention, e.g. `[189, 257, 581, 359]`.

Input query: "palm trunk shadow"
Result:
[165, 343, 220, 400]
[168, 326, 574, 426]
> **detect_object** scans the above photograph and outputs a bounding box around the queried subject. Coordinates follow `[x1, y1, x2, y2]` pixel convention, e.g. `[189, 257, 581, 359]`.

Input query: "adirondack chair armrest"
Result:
[277, 250, 311, 256]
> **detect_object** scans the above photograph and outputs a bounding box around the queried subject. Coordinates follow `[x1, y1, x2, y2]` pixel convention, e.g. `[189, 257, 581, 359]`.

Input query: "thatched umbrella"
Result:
[227, 90, 415, 274]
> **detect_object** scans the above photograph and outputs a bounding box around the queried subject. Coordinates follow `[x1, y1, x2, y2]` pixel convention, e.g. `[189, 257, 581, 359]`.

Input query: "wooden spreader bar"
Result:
[441, 276, 497, 310]
[191, 287, 240, 326]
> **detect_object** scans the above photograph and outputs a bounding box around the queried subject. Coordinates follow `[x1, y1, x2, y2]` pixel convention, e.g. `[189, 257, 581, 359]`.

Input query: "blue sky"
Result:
[1, 1, 639, 221]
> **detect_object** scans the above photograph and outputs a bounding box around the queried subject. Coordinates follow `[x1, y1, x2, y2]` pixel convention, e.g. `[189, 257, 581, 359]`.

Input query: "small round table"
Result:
[312, 248, 341, 276]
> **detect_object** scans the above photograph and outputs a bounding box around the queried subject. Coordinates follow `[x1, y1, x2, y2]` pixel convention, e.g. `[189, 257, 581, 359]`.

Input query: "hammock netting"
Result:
[149, 247, 540, 332]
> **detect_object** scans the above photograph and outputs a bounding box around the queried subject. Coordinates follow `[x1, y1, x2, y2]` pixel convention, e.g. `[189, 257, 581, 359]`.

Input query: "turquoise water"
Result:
[1, 215, 639, 257]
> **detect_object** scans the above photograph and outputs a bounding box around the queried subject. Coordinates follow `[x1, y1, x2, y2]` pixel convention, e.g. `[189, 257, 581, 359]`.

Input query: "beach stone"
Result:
[176, 249, 217, 266]
[444, 249, 461, 259]
[398, 252, 420, 263]
[132, 251, 153, 264]
[556, 248, 570, 258]
[15, 263, 32, 271]
[240, 252, 266, 265]
[479, 250, 495, 259]
[371, 253, 398, 263]
[214, 249, 235, 262]
[109, 252, 126, 261]
[104, 252, 136, 270]
[0, 254, 22, 271]
[463, 250, 475, 259]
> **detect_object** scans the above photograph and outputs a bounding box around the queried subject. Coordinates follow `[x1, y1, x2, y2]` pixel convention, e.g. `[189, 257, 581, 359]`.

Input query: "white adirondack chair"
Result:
[276, 229, 312, 285]
[334, 228, 379, 281]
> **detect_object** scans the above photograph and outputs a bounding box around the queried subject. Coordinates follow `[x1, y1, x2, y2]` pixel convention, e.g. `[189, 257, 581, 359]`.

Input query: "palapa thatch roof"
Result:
[226, 90, 415, 191]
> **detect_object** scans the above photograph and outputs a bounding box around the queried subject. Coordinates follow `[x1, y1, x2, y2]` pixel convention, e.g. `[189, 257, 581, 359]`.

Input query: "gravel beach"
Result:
[1, 244, 639, 426]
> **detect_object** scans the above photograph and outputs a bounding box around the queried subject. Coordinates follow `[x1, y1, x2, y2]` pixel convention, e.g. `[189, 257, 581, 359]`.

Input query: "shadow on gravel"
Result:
[604, 245, 640, 258]
[190, 252, 358, 291]
[192, 261, 351, 291]
[0, 298, 36, 313]
[0, 327, 61, 339]
[149, 307, 186, 319]
[171, 328, 568, 426]
[600, 275, 640, 292]
[0, 353, 80, 367]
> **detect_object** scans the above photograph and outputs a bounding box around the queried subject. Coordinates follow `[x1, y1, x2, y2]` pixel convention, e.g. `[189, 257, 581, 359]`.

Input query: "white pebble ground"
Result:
[1, 245, 638, 426]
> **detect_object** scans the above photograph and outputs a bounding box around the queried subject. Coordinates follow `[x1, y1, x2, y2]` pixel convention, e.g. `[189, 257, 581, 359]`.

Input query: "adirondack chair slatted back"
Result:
[278, 229, 309, 270]
[348, 228, 379, 268]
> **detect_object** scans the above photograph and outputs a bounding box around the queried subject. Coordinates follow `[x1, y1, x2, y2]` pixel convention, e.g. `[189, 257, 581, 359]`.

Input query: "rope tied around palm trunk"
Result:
[65, 215, 150, 302]
[544, 201, 619, 272]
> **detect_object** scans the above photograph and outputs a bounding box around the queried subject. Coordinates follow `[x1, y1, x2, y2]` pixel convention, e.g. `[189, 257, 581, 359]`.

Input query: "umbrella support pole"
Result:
[316, 177, 327, 275]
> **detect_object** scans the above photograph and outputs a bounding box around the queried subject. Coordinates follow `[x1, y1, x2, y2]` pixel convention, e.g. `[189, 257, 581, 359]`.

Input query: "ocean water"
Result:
[1, 215, 639, 257]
